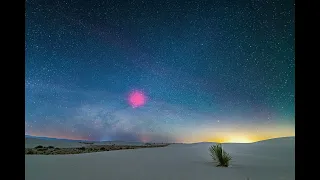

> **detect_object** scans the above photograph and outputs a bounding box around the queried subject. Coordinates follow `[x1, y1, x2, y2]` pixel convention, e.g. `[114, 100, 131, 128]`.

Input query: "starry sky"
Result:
[25, 0, 295, 143]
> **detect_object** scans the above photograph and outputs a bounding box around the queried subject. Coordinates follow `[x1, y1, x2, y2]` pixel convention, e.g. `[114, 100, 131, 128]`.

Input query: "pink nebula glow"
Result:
[128, 90, 147, 108]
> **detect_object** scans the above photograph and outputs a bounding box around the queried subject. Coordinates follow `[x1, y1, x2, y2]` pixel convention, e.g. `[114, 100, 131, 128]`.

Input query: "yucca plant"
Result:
[209, 143, 232, 167]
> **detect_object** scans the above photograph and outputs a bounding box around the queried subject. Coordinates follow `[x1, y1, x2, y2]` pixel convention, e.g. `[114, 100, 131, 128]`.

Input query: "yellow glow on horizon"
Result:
[188, 134, 294, 143]
[179, 128, 295, 143]
[202, 135, 254, 143]
[177, 123, 295, 143]
[224, 136, 253, 143]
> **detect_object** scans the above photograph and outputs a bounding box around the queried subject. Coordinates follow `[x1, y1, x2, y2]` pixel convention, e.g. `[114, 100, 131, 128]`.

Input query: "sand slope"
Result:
[25, 137, 294, 180]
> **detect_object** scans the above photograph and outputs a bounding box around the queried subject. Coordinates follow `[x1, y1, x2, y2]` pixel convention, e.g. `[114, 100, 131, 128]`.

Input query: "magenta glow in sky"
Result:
[128, 90, 147, 108]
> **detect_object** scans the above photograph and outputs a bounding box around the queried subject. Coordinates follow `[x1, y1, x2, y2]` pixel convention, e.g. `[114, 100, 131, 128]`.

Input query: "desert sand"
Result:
[25, 137, 294, 180]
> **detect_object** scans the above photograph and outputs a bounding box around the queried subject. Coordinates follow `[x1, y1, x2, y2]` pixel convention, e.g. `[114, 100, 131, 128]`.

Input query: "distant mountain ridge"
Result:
[25, 135, 145, 144]
[25, 135, 84, 142]
[25, 135, 294, 144]
[178, 136, 295, 145]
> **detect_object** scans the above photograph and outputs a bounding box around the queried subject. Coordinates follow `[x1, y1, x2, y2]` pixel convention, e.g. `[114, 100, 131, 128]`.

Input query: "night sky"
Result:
[25, 0, 295, 143]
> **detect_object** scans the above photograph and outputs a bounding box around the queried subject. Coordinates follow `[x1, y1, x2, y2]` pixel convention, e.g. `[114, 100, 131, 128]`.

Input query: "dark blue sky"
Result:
[25, 0, 295, 143]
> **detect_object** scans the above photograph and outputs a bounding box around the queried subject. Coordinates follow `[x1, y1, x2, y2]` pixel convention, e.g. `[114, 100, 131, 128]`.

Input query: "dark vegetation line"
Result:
[25, 143, 170, 155]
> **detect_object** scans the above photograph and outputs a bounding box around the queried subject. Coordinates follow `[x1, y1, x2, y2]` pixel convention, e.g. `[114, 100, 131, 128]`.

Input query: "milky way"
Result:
[25, 0, 295, 143]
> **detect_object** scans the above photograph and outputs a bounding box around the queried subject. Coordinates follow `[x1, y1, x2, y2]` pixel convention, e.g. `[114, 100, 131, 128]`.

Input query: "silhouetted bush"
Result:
[79, 141, 94, 144]
[48, 146, 55, 149]
[26, 150, 35, 154]
[35, 145, 43, 149]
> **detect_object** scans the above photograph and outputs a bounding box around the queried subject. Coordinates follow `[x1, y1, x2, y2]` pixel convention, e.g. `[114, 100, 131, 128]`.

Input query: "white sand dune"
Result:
[25, 137, 294, 180]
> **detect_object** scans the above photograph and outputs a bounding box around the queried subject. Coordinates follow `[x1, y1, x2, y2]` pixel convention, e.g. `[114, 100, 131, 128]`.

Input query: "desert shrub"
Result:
[100, 147, 106, 151]
[26, 150, 35, 154]
[79, 147, 85, 150]
[35, 145, 43, 149]
[44, 151, 52, 155]
[38, 148, 46, 151]
[48, 146, 55, 148]
[209, 143, 232, 167]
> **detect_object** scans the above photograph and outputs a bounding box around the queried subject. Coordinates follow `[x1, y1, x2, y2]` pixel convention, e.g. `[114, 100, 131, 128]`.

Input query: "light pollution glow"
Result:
[26, 124, 294, 143]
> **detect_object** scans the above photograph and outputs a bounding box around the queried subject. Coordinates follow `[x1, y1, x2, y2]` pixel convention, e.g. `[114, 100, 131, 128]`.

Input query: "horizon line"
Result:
[25, 134, 295, 144]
